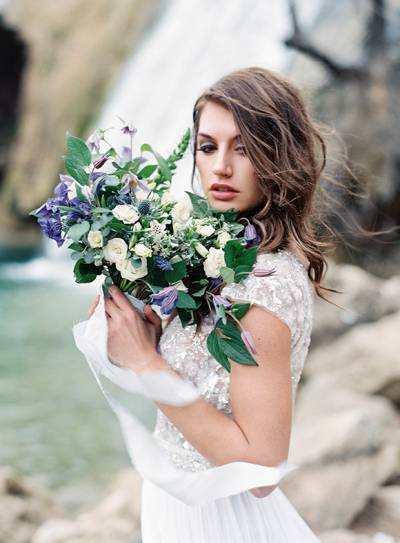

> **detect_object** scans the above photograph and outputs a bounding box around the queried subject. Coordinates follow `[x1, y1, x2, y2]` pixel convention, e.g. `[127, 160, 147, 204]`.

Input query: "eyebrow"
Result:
[198, 132, 242, 141]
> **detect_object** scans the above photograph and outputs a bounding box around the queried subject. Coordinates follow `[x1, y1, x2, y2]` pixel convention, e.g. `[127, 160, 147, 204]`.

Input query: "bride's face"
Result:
[195, 101, 264, 213]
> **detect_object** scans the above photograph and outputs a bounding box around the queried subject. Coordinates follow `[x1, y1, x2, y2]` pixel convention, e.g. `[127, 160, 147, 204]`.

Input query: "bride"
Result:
[86, 66, 327, 542]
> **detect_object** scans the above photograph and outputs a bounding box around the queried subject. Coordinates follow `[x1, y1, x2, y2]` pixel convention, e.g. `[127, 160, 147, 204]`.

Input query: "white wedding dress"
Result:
[73, 248, 321, 543]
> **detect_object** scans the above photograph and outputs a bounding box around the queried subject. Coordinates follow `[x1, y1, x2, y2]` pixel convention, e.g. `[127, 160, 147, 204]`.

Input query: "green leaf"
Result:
[231, 303, 251, 320]
[207, 329, 231, 372]
[191, 285, 207, 297]
[185, 191, 209, 217]
[64, 157, 89, 186]
[223, 239, 245, 268]
[137, 164, 158, 179]
[68, 242, 85, 252]
[73, 258, 103, 283]
[67, 221, 90, 241]
[108, 218, 131, 233]
[177, 308, 194, 328]
[216, 319, 258, 366]
[91, 214, 112, 230]
[66, 133, 92, 166]
[141, 143, 171, 181]
[164, 259, 187, 283]
[176, 291, 197, 310]
[220, 266, 235, 284]
[219, 336, 258, 366]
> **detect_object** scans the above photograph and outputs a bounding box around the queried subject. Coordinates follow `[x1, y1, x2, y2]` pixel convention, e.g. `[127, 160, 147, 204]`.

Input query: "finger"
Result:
[87, 295, 100, 318]
[108, 285, 133, 311]
[144, 305, 162, 328]
[104, 296, 120, 319]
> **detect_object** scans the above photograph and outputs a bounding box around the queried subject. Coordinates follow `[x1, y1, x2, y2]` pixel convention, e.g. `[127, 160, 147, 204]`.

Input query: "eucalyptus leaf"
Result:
[67, 221, 90, 241]
[220, 266, 235, 284]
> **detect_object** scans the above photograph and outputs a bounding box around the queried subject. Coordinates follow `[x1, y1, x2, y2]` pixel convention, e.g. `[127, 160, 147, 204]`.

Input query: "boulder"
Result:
[0, 465, 62, 543]
[304, 311, 400, 406]
[351, 485, 400, 538]
[311, 262, 400, 347]
[32, 468, 142, 543]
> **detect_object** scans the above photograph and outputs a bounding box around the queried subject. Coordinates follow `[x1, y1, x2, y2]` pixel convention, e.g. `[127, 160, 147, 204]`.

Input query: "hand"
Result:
[87, 287, 163, 371]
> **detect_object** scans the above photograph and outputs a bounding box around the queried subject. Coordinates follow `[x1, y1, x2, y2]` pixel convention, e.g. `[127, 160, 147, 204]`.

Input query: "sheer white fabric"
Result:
[73, 248, 320, 542]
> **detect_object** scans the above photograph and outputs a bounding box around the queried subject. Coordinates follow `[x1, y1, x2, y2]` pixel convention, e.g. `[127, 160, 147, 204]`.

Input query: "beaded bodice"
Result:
[153, 249, 314, 472]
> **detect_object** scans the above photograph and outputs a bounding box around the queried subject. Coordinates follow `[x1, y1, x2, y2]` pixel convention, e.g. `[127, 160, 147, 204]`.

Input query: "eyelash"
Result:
[197, 144, 247, 155]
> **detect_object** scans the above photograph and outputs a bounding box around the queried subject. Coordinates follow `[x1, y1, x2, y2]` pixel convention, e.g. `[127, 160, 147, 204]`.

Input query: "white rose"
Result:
[133, 243, 152, 258]
[217, 231, 232, 248]
[171, 193, 192, 226]
[196, 224, 215, 237]
[203, 247, 226, 278]
[112, 204, 139, 224]
[133, 222, 142, 231]
[103, 238, 128, 263]
[194, 242, 209, 258]
[116, 257, 148, 281]
[87, 230, 103, 248]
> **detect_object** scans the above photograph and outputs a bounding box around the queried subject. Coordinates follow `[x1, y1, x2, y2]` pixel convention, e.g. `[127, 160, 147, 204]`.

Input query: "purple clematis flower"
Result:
[209, 277, 224, 289]
[38, 213, 64, 247]
[67, 197, 92, 221]
[151, 286, 178, 315]
[241, 329, 257, 355]
[86, 130, 101, 153]
[244, 223, 258, 242]
[93, 155, 108, 169]
[118, 117, 138, 137]
[212, 294, 232, 312]
[252, 266, 276, 277]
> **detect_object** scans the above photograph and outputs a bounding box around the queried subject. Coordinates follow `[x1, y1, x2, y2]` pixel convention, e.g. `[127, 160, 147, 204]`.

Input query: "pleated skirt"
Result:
[141, 477, 321, 543]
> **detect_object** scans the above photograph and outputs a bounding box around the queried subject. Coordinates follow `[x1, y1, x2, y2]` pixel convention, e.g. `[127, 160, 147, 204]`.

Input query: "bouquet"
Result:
[30, 120, 272, 372]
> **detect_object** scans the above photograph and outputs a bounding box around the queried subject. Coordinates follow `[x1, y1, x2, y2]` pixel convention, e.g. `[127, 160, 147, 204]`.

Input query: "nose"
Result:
[212, 148, 233, 178]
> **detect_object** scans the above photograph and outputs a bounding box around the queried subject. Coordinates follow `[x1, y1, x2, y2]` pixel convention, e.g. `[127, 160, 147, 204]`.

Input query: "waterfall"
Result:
[4, 0, 320, 281]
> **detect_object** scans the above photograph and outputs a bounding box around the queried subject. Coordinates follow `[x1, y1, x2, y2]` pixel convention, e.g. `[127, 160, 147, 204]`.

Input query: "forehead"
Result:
[198, 101, 240, 139]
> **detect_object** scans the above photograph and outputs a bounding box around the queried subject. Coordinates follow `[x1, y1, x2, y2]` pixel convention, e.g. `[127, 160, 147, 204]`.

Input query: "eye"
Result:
[197, 144, 215, 153]
[236, 145, 247, 155]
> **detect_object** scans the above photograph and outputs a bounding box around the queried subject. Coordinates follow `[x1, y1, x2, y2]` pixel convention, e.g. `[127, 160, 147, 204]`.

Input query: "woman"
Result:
[87, 66, 326, 542]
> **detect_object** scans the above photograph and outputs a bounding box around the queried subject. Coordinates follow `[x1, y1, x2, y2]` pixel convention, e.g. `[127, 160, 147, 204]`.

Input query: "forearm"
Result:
[140, 354, 251, 467]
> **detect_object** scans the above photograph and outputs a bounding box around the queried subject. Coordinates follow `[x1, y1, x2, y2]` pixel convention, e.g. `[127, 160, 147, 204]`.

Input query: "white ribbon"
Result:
[72, 284, 298, 506]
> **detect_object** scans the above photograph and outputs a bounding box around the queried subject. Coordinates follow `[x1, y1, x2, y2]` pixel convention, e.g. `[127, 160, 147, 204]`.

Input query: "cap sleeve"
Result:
[220, 251, 304, 343]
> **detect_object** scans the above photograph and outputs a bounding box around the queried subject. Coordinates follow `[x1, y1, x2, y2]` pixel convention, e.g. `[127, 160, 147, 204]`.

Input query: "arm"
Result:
[142, 305, 293, 481]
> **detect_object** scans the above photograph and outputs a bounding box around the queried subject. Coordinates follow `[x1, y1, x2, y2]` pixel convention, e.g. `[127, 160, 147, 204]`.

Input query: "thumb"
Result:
[144, 304, 161, 327]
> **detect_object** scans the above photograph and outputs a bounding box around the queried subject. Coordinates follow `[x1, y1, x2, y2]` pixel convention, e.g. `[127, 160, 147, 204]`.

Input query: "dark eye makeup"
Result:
[197, 143, 246, 155]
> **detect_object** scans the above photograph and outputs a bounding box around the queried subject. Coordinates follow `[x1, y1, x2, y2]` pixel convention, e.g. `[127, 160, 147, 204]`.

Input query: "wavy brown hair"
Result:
[168, 66, 387, 333]
[192, 66, 334, 296]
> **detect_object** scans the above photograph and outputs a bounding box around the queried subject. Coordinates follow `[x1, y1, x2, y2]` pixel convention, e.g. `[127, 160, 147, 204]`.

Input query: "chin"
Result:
[207, 198, 241, 213]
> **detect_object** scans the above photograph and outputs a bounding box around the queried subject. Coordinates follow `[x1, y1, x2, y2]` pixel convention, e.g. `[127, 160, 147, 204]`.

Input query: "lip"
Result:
[210, 183, 239, 193]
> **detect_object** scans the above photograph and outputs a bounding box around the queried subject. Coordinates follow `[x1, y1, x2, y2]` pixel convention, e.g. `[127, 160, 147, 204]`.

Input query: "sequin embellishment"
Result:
[153, 249, 314, 472]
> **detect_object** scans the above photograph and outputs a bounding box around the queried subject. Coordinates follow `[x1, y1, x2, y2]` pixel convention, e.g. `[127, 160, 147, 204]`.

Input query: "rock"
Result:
[32, 468, 143, 543]
[311, 262, 400, 347]
[291, 382, 400, 466]
[282, 445, 399, 532]
[281, 379, 400, 531]
[318, 530, 399, 543]
[0, 465, 62, 543]
[351, 485, 400, 538]
[0, 0, 159, 243]
[304, 311, 400, 406]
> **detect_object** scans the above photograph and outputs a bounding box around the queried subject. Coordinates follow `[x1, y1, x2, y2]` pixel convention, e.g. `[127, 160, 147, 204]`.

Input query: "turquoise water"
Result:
[0, 260, 157, 512]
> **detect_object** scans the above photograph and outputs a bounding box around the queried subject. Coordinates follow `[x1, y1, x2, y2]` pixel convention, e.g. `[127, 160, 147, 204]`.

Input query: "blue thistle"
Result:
[154, 256, 173, 271]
